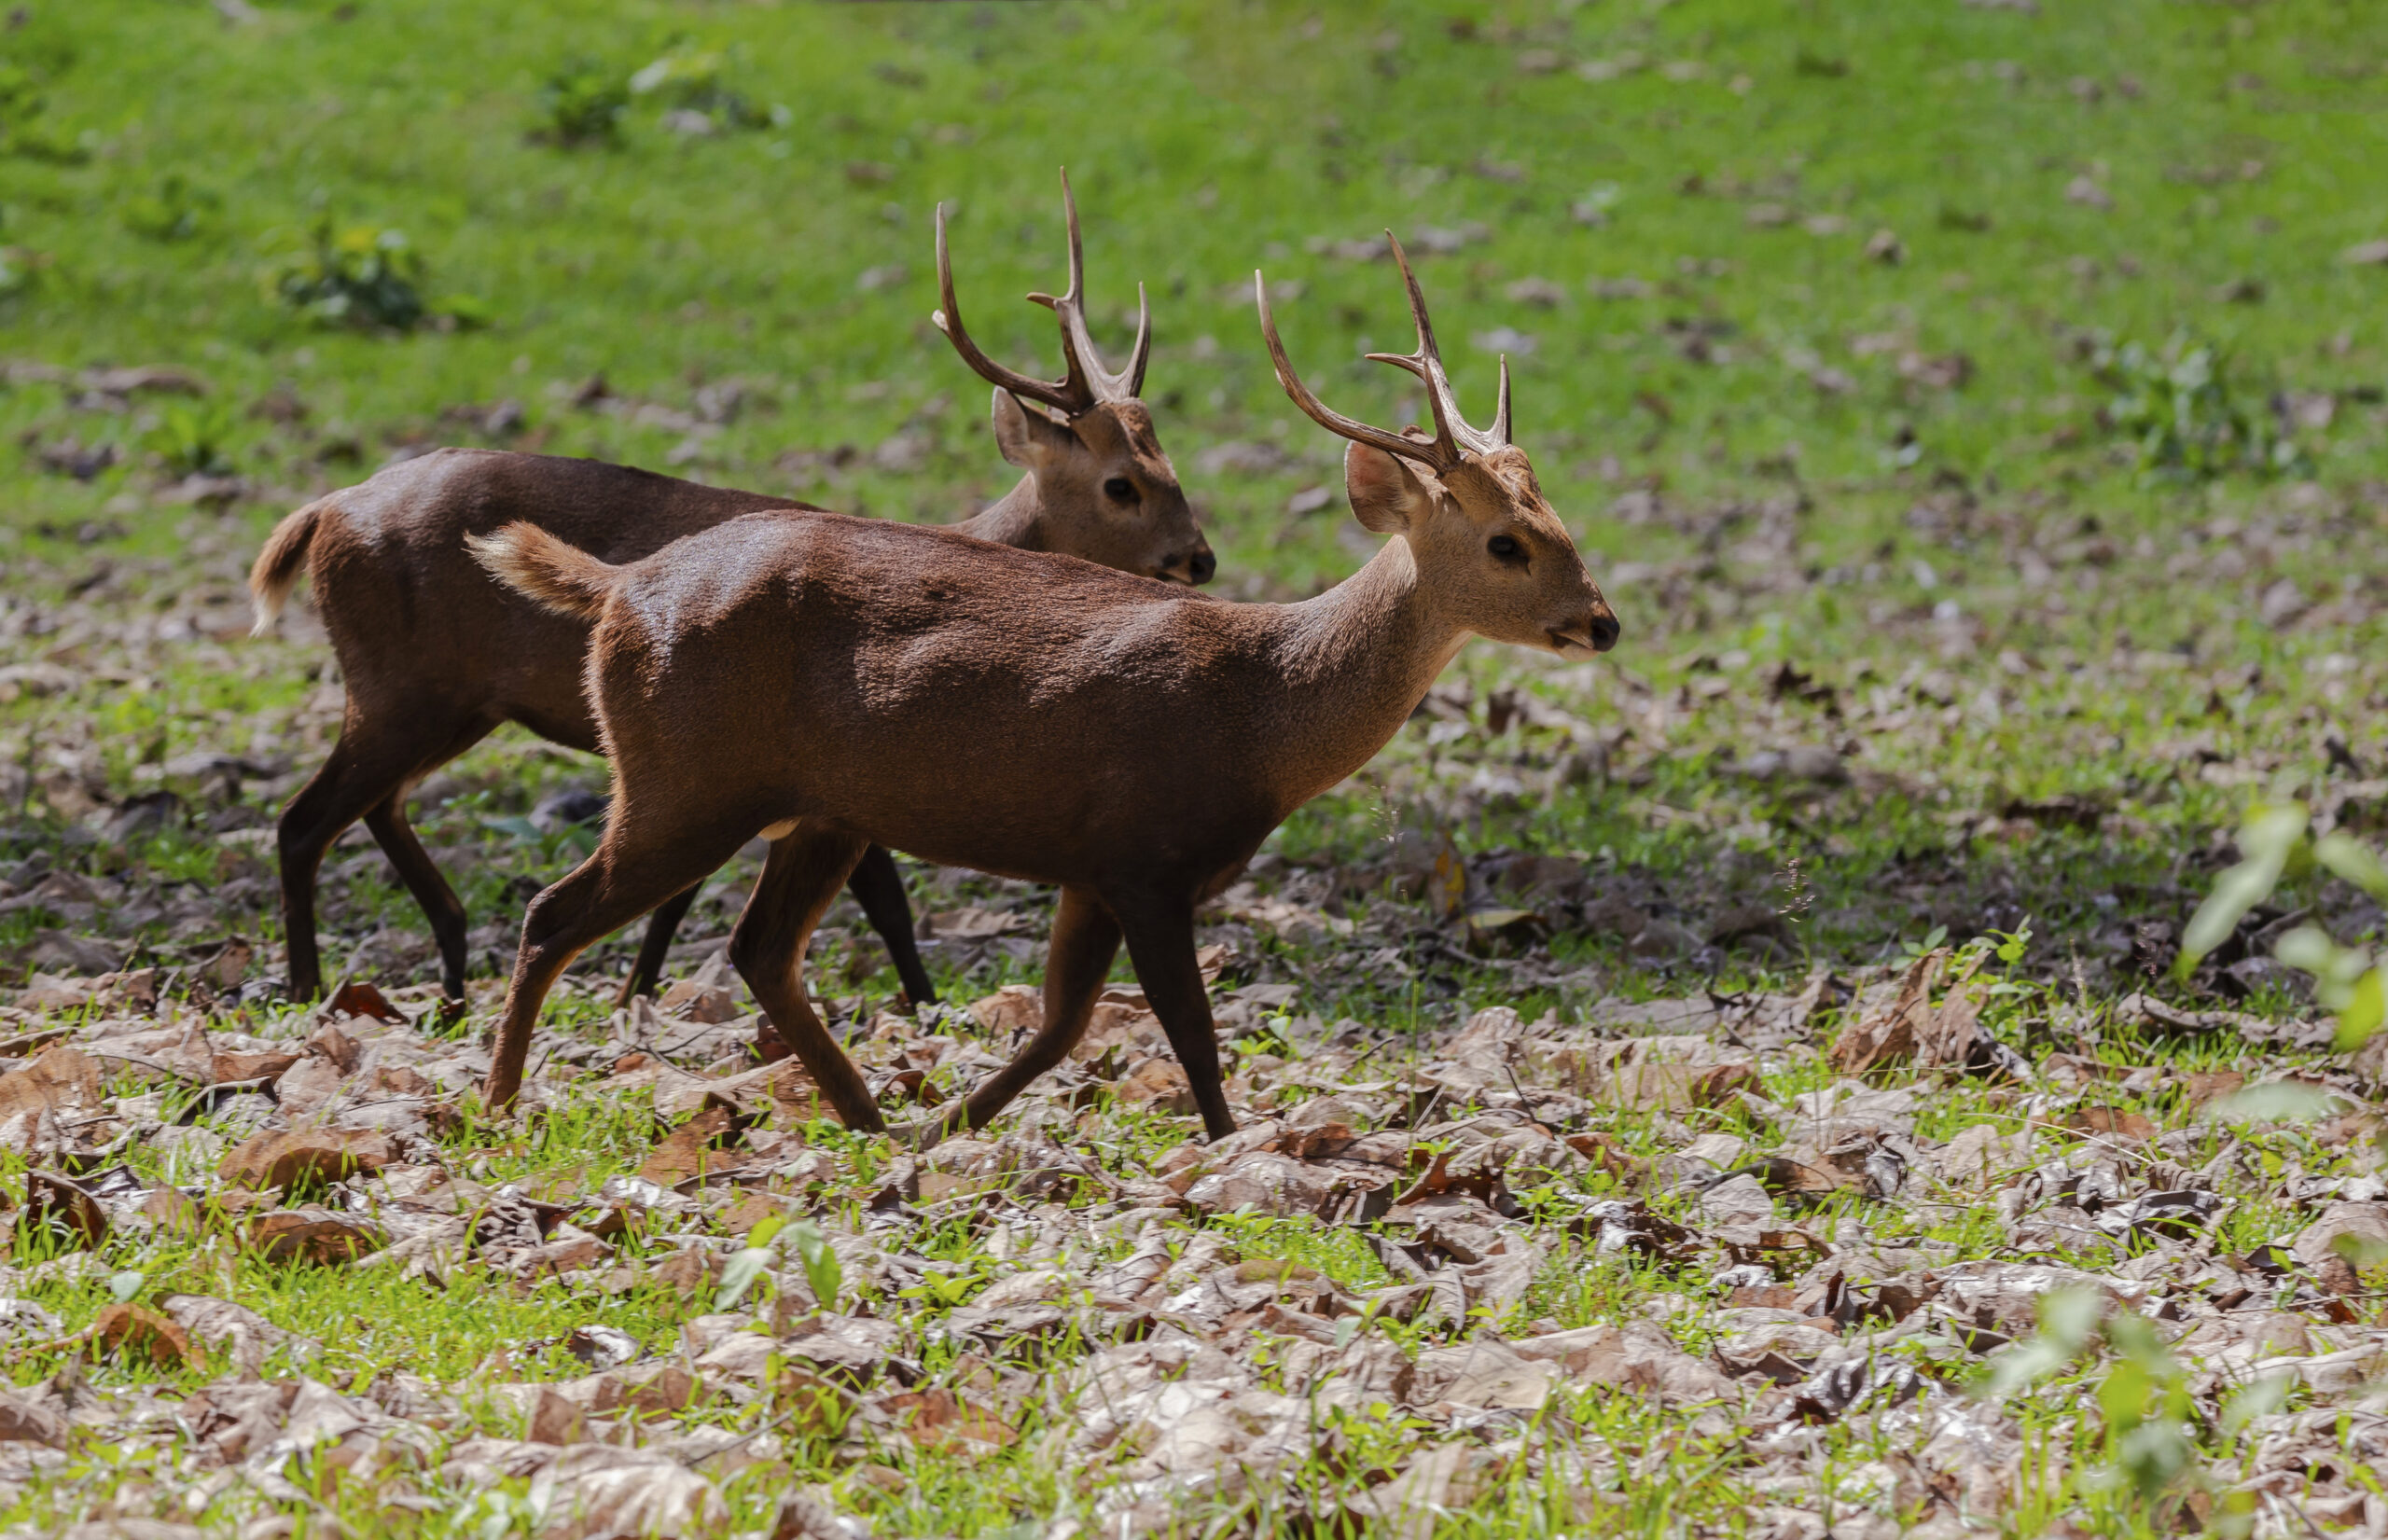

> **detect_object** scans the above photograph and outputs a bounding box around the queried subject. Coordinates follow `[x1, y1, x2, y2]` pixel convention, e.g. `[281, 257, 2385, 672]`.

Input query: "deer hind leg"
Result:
[275, 720, 443, 1000]
[843, 843, 938, 1006]
[362, 795, 469, 1005]
[1111, 894, 1237, 1141]
[482, 810, 755, 1110]
[618, 883, 701, 1006]
[726, 822, 884, 1131]
[904, 884, 1120, 1147]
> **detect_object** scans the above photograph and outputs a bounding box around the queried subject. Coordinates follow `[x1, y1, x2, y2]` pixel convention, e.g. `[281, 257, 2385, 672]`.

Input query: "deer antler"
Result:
[933, 168, 1148, 417]
[1255, 231, 1510, 474]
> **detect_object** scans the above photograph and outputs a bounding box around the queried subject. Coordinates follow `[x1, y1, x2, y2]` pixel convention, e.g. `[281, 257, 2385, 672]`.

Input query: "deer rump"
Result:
[492, 510, 1294, 889]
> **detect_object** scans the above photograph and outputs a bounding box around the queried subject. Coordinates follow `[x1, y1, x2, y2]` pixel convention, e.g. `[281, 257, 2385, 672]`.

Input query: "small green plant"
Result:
[144, 403, 236, 479]
[2087, 328, 2305, 482]
[2179, 802, 2388, 1050]
[121, 173, 218, 241]
[271, 220, 426, 330]
[1983, 1289, 2253, 1532]
[532, 56, 629, 147]
[269, 219, 486, 333]
[629, 43, 775, 132]
[790, 1218, 842, 1311]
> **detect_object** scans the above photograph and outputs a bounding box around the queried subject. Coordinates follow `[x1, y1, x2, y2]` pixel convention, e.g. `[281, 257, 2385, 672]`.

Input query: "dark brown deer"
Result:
[468, 239, 1617, 1134]
[247, 171, 1210, 1012]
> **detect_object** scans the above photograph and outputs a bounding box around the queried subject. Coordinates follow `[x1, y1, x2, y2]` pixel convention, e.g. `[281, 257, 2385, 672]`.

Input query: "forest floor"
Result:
[4, 2, 2388, 1536]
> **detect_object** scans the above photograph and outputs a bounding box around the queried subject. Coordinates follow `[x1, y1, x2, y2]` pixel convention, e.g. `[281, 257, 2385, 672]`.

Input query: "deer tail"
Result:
[466, 521, 621, 620]
[249, 498, 328, 636]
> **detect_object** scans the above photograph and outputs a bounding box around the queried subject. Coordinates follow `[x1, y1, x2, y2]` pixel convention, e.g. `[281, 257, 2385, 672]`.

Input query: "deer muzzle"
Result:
[1159, 538, 1217, 587]
[1550, 608, 1622, 654]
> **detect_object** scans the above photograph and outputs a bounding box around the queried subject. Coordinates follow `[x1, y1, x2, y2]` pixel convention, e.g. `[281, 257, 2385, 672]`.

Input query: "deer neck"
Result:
[951, 473, 1046, 551]
[1263, 536, 1470, 806]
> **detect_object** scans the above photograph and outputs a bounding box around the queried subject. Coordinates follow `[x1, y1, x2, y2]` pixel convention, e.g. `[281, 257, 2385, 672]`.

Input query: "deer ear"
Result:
[991, 387, 1078, 470]
[1343, 441, 1430, 534]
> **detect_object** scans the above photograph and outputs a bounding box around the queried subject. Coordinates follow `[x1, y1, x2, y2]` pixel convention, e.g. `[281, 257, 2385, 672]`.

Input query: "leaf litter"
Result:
[1, 902, 2386, 1539]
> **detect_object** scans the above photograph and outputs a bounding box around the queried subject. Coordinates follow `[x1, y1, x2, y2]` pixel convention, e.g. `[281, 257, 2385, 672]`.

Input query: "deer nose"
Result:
[1187, 543, 1216, 585]
[1590, 611, 1620, 651]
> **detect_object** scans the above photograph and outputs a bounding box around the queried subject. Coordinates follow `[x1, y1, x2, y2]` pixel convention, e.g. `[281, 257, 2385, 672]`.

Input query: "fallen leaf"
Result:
[325, 980, 408, 1024]
[2063, 1105, 2157, 1142]
[26, 1171, 108, 1250]
[638, 1104, 747, 1186]
[0, 1388, 69, 1448]
[88, 1303, 201, 1372]
[246, 1208, 384, 1265]
[219, 1127, 396, 1193]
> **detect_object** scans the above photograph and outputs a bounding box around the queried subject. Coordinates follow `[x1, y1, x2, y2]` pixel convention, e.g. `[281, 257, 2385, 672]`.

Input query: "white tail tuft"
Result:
[466, 523, 620, 620]
[249, 500, 326, 636]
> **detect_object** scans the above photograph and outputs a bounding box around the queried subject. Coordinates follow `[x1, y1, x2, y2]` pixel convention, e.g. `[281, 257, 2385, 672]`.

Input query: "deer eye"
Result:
[1104, 477, 1138, 503]
[1488, 534, 1524, 562]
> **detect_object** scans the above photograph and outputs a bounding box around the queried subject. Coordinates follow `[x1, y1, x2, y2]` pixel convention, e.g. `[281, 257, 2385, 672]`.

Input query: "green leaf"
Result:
[1980, 1286, 2103, 1398]
[2220, 1370, 2295, 1436]
[715, 1246, 773, 1312]
[2180, 802, 2308, 968]
[2316, 833, 2388, 904]
[2210, 1080, 2340, 1125]
[2336, 968, 2385, 1053]
[2272, 923, 2345, 978]
[790, 1220, 840, 1312]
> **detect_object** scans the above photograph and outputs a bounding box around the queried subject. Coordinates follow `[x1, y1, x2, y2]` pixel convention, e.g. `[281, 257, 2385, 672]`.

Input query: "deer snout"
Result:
[1160, 538, 1216, 586]
[1550, 606, 1621, 654]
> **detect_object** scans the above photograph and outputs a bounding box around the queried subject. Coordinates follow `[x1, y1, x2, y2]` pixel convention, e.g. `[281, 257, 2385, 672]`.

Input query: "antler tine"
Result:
[1124, 281, 1152, 397]
[1029, 168, 1144, 406]
[1363, 232, 1508, 460]
[1255, 269, 1451, 471]
[932, 201, 1087, 416]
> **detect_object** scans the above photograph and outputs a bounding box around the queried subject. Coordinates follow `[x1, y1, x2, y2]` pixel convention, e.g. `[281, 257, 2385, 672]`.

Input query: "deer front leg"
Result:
[363, 794, 469, 1005]
[1111, 894, 1236, 1141]
[726, 822, 883, 1132]
[904, 883, 1121, 1147]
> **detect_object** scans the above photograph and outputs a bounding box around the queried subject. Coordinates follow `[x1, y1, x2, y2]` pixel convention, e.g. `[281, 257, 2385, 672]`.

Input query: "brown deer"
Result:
[468, 238, 1618, 1135]
[247, 171, 1210, 1012]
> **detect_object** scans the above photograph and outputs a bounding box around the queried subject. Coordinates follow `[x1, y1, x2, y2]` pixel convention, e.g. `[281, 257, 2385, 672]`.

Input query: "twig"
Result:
[0, 1025, 73, 1058]
[704, 1405, 795, 1461]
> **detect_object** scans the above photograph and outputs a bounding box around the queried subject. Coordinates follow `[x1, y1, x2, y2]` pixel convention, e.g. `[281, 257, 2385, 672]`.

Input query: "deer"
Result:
[246, 171, 1212, 1018]
[466, 237, 1619, 1136]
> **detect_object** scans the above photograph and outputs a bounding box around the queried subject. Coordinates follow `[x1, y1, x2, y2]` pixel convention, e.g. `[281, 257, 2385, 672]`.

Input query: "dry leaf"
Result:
[88, 1303, 201, 1372]
[219, 1127, 396, 1192]
[247, 1208, 384, 1265]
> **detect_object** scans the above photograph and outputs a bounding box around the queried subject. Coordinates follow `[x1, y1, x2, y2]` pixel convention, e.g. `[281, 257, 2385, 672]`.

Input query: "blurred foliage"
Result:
[533, 56, 630, 148]
[2089, 329, 2306, 484]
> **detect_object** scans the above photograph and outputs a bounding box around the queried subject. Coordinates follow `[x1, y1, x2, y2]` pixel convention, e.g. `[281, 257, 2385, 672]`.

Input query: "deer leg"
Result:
[275, 729, 425, 1000]
[483, 813, 753, 1111]
[844, 843, 937, 1006]
[905, 884, 1119, 1146]
[725, 823, 883, 1131]
[1112, 896, 1237, 1141]
[617, 884, 701, 1006]
[362, 795, 470, 1005]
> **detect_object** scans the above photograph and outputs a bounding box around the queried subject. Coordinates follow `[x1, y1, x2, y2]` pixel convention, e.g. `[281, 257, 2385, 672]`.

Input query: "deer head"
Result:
[1256, 237, 1617, 655]
[936, 171, 1213, 585]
